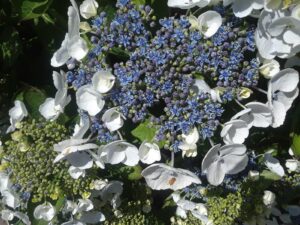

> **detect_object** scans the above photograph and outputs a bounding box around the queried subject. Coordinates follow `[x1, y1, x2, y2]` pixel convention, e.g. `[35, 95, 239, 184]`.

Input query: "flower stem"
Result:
[235, 99, 247, 109]
[254, 87, 268, 95]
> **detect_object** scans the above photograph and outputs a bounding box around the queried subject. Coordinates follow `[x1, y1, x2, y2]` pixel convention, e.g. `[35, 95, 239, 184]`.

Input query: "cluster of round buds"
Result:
[2, 119, 94, 202]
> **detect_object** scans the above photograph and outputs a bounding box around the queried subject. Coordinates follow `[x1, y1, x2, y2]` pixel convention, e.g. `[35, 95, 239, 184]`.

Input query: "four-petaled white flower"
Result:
[51, 0, 88, 67]
[141, 163, 201, 190]
[7, 100, 28, 133]
[100, 140, 139, 166]
[267, 69, 299, 128]
[138, 141, 161, 164]
[39, 71, 71, 121]
[202, 144, 248, 186]
[221, 120, 249, 144]
[33, 202, 56, 222]
[102, 108, 124, 132]
[168, 0, 210, 9]
[197, 11, 222, 38]
[79, 0, 99, 19]
[193, 79, 222, 103]
[99, 181, 123, 209]
[92, 71, 116, 94]
[76, 84, 105, 116]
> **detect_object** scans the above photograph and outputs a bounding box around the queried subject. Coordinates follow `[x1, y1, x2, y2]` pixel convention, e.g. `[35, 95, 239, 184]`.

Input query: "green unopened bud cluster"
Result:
[104, 200, 163, 225]
[170, 212, 204, 225]
[2, 119, 94, 202]
[207, 180, 266, 225]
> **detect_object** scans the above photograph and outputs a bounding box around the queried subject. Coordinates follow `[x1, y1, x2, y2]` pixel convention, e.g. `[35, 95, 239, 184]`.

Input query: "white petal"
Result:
[141, 163, 201, 191]
[138, 142, 161, 164]
[268, 17, 300, 37]
[270, 68, 299, 93]
[67, 152, 93, 169]
[80, 211, 105, 224]
[264, 0, 282, 11]
[283, 29, 300, 46]
[51, 34, 70, 67]
[53, 70, 67, 91]
[14, 212, 30, 225]
[77, 199, 94, 212]
[68, 5, 80, 41]
[69, 166, 85, 179]
[2, 190, 20, 209]
[259, 59, 280, 79]
[92, 71, 115, 94]
[68, 37, 88, 61]
[76, 84, 105, 116]
[193, 79, 211, 94]
[73, 115, 90, 139]
[176, 207, 187, 219]
[201, 144, 221, 172]
[232, 0, 253, 18]
[123, 145, 140, 166]
[1, 210, 14, 221]
[245, 102, 273, 127]
[167, 0, 210, 9]
[0, 173, 11, 194]
[198, 11, 222, 38]
[264, 153, 285, 177]
[206, 161, 225, 186]
[219, 143, 247, 156]
[79, 0, 98, 19]
[102, 108, 124, 132]
[39, 98, 59, 121]
[223, 154, 249, 174]
[33, 203, 56, 221]
[182, 127, 199, 145]
[270, 100, 287, 128]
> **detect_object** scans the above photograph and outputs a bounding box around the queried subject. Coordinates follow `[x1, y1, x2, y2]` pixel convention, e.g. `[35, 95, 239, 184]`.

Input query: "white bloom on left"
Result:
[7, 100, 28, 133]
[197, 11, 222, 38]
[39, 71, 71, 121]
[139, 141, 161, 164]
[221, 120, 249, 144]
[33, 202, 56, 222]
[79, 0, 98, 19]
[202, 144, 248, 186]
[141, 163, 201, 190]
[101, 140, 139, 166]
[76, 84, 105, 116]
[168, 0, 211, 9]
[1, 210, 30, 225]
[51, 0, 88, 67]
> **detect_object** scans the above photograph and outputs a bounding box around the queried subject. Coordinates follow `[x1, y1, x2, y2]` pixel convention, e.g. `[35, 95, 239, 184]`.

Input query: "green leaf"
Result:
[11, 0, 53, 21]
[132, 0, 146, 5]
[292, 134, 300, 156]
[131, 120, 157, 142]
[260, 170, 281, 181]
[16, 87, 47, 119]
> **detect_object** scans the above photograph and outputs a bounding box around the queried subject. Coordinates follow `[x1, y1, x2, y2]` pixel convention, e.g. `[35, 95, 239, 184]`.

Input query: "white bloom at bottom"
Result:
[263, 190, 276, 206]
[141, 163, 201, 191]
[34, 202, 56, 221]
[139, 142, 161, 164]
[167, 0, 210, 9]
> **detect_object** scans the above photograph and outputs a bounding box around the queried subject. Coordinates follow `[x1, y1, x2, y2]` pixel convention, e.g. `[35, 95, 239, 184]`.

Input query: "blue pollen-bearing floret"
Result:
[67, 0, 259, 148]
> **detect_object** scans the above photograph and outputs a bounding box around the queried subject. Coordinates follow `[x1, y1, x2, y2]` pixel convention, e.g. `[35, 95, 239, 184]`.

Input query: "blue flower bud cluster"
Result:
[67, 0, 259, 149]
